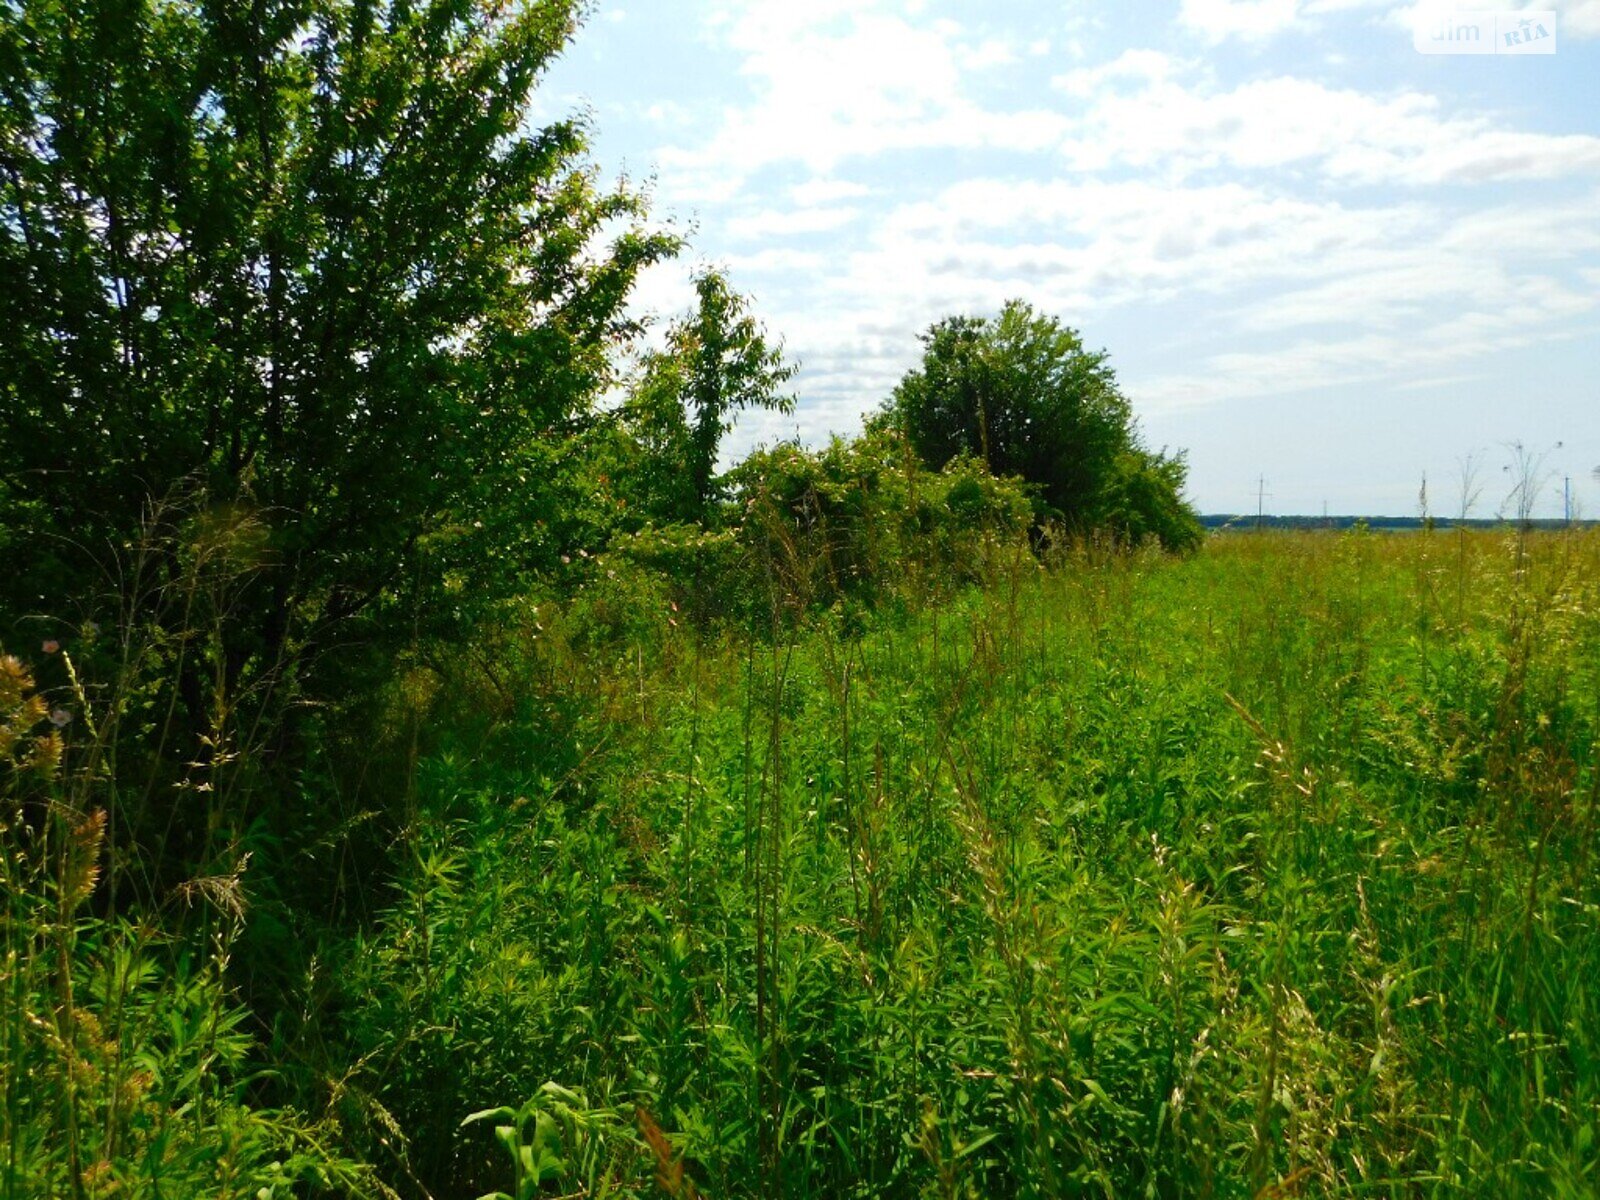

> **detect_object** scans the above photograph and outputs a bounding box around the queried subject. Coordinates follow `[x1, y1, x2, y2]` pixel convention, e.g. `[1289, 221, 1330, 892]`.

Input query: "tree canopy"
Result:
[0, 0, 677, 668]
[880, 300, 1202, 550]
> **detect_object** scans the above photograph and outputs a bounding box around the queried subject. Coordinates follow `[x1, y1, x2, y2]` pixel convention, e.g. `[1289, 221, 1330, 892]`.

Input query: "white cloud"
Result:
[790, 178, 873, 206]
[623, 257, 699, 343]
[1178, 0, 1303, 42]
[1132, 311, 1589, 411]
[1053, 49, 1192, 98]
[725, 247, 828, 274]
[1240, 258, 1594, 333]
[657, 4, 1600, 205]
[725, 206, 862, 240]
[1561, 0, 1600, 36]
[877, 178, 1433, 302]
[965, 37, 1019, 68]
[1057, 69, 1600, 184]
[657, 3, 1071, 195]
[665, 7, 1600, 199]
[1117, 188, 1600, 409]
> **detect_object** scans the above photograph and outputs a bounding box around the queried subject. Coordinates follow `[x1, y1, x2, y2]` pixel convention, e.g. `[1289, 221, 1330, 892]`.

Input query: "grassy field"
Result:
[6, 527, 1598, 1198]
[324, 527, 1598, 1197]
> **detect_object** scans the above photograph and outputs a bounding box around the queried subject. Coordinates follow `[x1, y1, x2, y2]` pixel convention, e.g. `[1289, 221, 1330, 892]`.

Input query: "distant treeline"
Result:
[1202, 514, 1598, 531]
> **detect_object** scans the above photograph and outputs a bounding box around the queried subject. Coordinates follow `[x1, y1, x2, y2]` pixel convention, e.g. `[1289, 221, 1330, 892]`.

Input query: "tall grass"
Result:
[1, 498, 373, 1199]
[1, 650, 368, 1198]
[329, 526, 1597, 1197]
[6, 522, 1594, 1195]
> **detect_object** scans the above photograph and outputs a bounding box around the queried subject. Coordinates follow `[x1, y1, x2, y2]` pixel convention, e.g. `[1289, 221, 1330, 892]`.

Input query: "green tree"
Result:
[620, 268, 796, 525]
[0, 0, 677, 676]
[881, 299, 1200, 550]
[1102, 447, 1204, 552]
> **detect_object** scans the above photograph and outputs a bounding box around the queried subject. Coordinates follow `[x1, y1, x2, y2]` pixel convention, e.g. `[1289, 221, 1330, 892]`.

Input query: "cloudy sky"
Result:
[541, 1, 1599, 516]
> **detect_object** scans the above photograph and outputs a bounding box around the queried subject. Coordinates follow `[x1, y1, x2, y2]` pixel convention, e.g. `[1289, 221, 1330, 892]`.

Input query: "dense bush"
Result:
[727, 430, 1035, 616]
[880, 300, 1202, 551]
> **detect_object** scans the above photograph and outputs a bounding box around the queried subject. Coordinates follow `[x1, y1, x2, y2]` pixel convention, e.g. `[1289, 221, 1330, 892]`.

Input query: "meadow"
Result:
[12, 523, 1593, 1198]
[3, 3, 1594, 1194]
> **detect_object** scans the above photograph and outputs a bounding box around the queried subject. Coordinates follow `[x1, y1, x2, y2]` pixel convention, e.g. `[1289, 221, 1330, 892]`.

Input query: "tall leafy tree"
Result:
[0, 0, 677, 667]
[882, 299, 1200, 549]
[620, 268, 796, 525]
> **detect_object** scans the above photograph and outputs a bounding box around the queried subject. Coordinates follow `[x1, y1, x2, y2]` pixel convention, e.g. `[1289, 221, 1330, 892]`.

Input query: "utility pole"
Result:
[1565, 476, 1572, 524]
[1256, 475, 1267, 531]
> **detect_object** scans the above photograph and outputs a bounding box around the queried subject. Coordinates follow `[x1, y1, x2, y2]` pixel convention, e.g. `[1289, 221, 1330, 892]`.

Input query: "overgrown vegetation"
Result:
[7, 524, 1597, 1196]
[3, 2, 1594, 1197]
[348, 524, 1600, 1197]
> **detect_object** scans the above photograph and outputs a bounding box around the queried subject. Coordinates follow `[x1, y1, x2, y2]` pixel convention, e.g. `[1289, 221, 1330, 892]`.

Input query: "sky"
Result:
[539, 0, 1599, 517]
